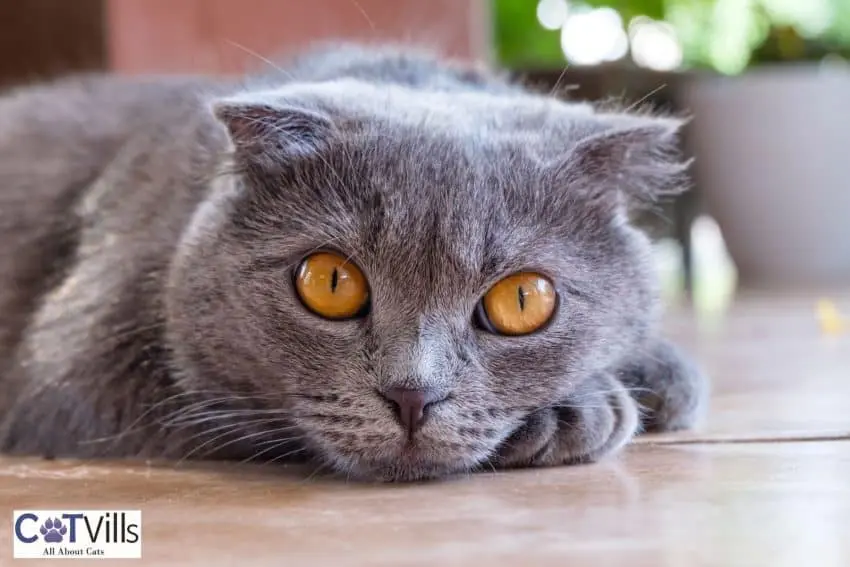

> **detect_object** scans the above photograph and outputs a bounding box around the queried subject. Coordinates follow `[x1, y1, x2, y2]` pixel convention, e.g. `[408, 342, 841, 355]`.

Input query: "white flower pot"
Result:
[681, 64, 850, 289]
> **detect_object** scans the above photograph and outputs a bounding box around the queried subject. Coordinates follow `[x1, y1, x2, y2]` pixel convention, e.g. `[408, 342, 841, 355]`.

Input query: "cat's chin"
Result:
[321, 443, 491, 483]
[335, 457, 479, 483]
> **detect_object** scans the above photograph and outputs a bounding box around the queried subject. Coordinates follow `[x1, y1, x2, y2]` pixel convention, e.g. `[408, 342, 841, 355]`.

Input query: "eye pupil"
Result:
[517, 285, 526, 311]
[331, 267, 339, 293]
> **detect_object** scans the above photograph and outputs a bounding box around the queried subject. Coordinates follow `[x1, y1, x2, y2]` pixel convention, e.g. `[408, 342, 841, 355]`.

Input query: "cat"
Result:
[0, 43, 707, 482]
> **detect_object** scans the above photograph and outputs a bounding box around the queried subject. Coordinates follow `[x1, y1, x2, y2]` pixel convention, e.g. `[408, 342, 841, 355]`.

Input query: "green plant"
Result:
[493, 0, 694, 68]
[671, 0, 850, 72]
[492, 0, 565, 68]
[492, 0, 850, 73]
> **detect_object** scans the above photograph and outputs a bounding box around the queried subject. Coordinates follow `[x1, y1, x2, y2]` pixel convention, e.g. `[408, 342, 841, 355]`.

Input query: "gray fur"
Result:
[0, 43, 707, 481]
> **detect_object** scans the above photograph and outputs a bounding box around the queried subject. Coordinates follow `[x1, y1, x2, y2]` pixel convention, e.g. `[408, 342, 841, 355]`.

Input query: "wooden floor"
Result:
[1, 290, 848, 566]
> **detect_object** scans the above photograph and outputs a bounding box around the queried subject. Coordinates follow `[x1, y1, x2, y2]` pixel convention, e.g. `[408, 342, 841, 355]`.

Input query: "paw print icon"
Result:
[39, 518, 67, 543]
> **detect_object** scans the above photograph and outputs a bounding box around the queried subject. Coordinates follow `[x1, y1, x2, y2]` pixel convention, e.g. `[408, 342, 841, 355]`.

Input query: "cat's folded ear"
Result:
[211, 96, 334, 169]
[554, 113, 692, 213]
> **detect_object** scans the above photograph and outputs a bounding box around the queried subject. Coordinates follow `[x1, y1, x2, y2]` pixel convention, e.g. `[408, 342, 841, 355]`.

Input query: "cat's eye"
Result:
[476, 272, 556, 336]
[294, 252, 370, 319]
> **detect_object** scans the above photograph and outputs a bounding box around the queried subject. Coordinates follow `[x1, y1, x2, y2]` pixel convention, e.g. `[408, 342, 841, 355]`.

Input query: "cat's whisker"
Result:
[348, 0, 377, 32]
[263, 446, 308, 467]
[156, 390, 298, 418]
[167, 419, 291, 460]
[224, 39, 295, 80]
[300, 460, 331, 485]
[174, 417, 298, 446]
[251, 433, 308, 447]
[547, 65, 575, 99]
[180, 417, 264, 439]
[161, 408, 292, 428]
[240, 437, 307, 464]
[90, 387, 298, 446]
[156, 403, 249, 428]
[156, 396, 234, 417]
[623, 83, 668, 113]
[174, 425, 245, 465]
[83, 388, 213, 445]
[241, 442, 290, 465]
[187, 422, 305, 461]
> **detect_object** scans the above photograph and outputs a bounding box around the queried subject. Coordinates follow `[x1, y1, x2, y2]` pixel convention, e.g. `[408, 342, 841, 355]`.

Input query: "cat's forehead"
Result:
[311, 129, 574, 291]
[231, 79, 597, 139]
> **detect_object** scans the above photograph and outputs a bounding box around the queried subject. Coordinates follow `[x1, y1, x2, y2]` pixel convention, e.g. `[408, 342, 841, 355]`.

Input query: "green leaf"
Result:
[491, 0, 565, 68]
[583, 0, 666, 21]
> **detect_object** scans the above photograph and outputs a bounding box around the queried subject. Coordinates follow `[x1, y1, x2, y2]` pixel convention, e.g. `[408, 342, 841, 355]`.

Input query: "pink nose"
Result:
[382, 387, 446, 435]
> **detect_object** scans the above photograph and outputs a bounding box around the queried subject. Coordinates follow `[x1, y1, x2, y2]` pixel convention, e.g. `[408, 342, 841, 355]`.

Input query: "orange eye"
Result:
[478, 272, 557, 336]
[294, 252, 369, 319]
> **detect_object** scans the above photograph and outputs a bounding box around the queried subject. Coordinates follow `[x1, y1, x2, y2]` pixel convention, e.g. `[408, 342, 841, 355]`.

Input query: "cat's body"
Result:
[0, 44, 706, 481]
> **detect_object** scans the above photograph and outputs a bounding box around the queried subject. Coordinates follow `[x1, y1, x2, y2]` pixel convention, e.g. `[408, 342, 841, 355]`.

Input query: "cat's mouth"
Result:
[315, 422, 505, 482]
[293, 393, 524, 481]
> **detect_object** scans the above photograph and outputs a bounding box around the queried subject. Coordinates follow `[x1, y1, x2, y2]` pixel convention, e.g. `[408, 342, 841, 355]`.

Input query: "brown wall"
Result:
[105, 0, 491, 74]
[0, 0, 105, 87]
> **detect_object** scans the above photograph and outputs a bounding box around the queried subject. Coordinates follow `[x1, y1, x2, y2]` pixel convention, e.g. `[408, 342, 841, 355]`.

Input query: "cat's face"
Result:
[165, 81, 682, 480]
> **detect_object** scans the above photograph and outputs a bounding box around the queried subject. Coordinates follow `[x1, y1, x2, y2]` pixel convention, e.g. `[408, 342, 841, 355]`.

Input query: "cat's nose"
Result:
[382, 387, 446, 435]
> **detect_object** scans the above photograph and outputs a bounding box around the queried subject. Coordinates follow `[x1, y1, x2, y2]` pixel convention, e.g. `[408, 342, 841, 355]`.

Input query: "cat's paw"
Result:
[491, 373, 639, 469]
[617, 338, 709, 433]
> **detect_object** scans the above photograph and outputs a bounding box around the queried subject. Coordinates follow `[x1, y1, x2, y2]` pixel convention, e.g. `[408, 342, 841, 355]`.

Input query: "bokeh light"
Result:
[629, 16, 684, 71]
[536, 0, 570, 31]
[560, 6, 629, 66]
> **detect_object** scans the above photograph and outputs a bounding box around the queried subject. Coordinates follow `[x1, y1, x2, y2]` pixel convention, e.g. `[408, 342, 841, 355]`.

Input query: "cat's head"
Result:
[165, 76, 688, 481]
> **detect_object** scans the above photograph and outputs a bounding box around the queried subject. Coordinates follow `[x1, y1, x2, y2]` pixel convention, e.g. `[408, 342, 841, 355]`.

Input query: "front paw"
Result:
[492, 373, 639, 469]
[617, 338, 709, 433]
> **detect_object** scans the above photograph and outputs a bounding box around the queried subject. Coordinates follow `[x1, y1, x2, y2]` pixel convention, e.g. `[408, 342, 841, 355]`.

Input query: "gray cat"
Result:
[0, 43, 707, 481]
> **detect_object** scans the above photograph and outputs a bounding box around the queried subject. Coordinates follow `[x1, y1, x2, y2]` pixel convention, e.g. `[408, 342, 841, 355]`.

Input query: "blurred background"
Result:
[1, 0, 848, 317]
